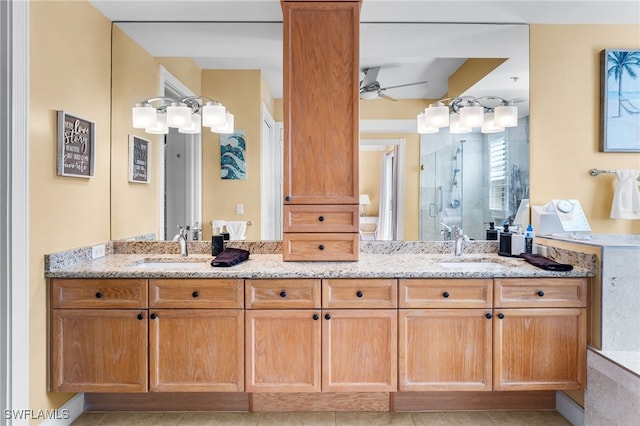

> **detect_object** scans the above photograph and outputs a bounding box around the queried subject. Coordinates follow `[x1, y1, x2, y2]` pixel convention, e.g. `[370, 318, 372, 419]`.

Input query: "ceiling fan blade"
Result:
[360, 66, 380, 89]
[378, 92, 398, 101]
[379, 80, 428, 92]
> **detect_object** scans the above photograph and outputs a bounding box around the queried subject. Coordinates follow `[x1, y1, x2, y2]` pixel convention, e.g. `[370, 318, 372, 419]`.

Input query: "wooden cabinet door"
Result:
[282, 1, 360, 205]
[245, 310, 321, 392]
[149, 309, 244, 392]
[51, 309, 148, 392]
[493, 308, 586, 391]
[322, 309, 397, 392]
[398, 309, 492, 391]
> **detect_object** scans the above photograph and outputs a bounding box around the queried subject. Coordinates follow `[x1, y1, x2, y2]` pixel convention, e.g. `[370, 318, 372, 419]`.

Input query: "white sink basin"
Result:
[437, 261, 507, 271]
[128, 261, 208, 270]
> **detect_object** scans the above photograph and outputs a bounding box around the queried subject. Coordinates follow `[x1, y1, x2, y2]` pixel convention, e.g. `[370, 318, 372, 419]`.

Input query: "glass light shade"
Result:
[449, 114, 471, 134]
[212, 112, 234, 134]
[145, 113, 168, 134]
[424, 104, 449, 128]
[459, 105, 485, 128]
[494, 105, 518, 127]
[179, 113, 201, 134]
[481, 112, 505, 134]
[202, 102, 226, 128]
[417, 112, 438, 134]
[132, 104, 157, 129]
[166, 103, 192, 128]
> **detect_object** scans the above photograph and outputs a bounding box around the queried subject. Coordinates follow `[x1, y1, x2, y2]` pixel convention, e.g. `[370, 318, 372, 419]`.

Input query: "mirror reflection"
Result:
[111, 22, 529, 242]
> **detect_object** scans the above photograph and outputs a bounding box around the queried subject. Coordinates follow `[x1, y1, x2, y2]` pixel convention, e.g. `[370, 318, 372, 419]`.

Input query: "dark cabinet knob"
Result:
[537, 290, 545, 297]
[498, 313, 504, 319]
[137, 313, 144, 320]
[325, 313, 331, 320]
[150, 313, 158, 320]
[318, 216, 325, 222]
[318, 245, 325, 251]
[313, 314, 319, 320]
[356, 291, 363, 298]
[485, 312, 493, 319]
[95, 292, 103, 299]
[280, 291, 287, 298]
[285, 196, 291, 202]
[192, 291, 199, 298]
[442, 291, 450, 298]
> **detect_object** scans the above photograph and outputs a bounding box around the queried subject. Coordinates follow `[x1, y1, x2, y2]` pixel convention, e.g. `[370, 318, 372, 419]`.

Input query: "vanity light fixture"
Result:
[418, 95, 521, 134]
[132, 96, 232, 135]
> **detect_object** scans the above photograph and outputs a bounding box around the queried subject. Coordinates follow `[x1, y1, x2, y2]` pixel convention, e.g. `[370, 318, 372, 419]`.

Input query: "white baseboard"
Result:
[556, 391, 584, 426]
[40, 393, 84, 426]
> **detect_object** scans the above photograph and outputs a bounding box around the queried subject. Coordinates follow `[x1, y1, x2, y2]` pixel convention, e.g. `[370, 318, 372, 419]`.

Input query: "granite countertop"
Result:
[45, 252, 593, 279]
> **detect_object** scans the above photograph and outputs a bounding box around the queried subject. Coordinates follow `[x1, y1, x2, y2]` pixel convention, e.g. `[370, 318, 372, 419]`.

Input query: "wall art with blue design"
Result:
[220, 130, 247, 180]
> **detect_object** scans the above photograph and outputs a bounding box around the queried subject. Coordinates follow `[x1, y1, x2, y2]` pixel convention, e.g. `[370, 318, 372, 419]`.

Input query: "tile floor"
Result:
[71, 410, 572, 425]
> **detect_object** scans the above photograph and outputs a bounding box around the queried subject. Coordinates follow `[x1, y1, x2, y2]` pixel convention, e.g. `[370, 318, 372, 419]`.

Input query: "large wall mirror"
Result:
[110, 21, 529, 242]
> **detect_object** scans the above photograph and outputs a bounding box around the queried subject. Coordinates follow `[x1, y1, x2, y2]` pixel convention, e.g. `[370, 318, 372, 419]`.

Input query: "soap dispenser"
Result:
[485, 222, 498, 240]
[524, 224, 535, 254]
[498, 223, 513, 257]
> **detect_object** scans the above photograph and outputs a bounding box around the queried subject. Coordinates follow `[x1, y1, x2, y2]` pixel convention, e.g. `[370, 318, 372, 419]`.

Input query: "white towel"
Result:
[610, 169, 640, 219]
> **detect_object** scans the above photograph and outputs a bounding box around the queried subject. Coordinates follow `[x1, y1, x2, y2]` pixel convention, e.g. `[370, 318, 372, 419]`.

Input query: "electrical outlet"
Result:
[91, 244, 106, 259]
[236, 204, 244, 215]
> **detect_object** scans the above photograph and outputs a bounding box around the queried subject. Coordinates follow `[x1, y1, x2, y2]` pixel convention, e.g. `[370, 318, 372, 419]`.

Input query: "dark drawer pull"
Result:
[150, 313, 158, 320]
[485, 312, 492, 319]
[313, 314, 319, 320]
[325, 313, 331, 320]
[537, 290, 545, 297]
[318, 245, 325, 251]
[442, 291, 450, 298]
[356, 291, 363, 298]
[498, 313, 504, 319]
[318, 216, 325, 222]
[95, 292, 103, 299]
[285, 196, 291, 202]
[280, 291, 287, 298]
[137, 313, 144, 320]
[192, 291, 199, 298]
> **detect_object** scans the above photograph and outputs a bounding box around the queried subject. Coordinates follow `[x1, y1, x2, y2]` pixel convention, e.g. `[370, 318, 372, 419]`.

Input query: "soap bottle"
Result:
[212, 228, 224, 256]
[498, 223, 513, 257]
[192, 221, 202, 241]
[485, 222, 498, 240]
[524, 224, 535, 254]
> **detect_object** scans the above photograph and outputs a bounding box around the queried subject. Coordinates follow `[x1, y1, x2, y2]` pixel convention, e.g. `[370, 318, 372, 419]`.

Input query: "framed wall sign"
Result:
[56, 111, 95, 177]
[220, 130, 247, 180]
[128, 135, 151, 183]
[600, 49, 640, 152]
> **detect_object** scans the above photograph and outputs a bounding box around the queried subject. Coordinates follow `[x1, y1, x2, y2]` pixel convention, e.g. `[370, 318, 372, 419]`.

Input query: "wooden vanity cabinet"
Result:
[398, 279, 493, 391]
[50, 279, 148, 392]
[493, 278, 587, 391]
[281, 0, 361, 261]
[148, 279, 244, 392]
[245, 278, 397, 392]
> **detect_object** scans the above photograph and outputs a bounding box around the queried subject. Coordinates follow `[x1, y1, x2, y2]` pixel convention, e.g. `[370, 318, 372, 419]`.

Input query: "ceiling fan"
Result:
[359, 66, 428, 101]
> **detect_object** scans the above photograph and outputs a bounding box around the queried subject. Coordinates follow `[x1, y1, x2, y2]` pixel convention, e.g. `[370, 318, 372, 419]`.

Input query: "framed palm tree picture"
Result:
[600, 49, 640, 152]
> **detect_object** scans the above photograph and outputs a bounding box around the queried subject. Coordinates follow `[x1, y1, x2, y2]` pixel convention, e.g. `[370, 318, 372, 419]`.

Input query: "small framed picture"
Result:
[128, 135, 151, 183]
[56, 111, 95, 178]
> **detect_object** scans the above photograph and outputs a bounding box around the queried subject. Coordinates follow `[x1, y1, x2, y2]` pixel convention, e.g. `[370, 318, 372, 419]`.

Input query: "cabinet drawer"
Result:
[149, 279, 243, 309]
[399, 279, 492, 309]
[283, 205, 359, 233]
[245, 279, 321, 309]
[51, 279, 147, 309]
[322, 279, 397, 308]
[494, 278, 587, 308]
[283, 233, 359, 261]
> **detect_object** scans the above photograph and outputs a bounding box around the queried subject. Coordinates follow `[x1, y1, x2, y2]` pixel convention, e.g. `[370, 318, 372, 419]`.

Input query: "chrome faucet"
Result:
[440, 222, 452, 241]
[172, 226, 189, 257]
[453, 225, 470, 256]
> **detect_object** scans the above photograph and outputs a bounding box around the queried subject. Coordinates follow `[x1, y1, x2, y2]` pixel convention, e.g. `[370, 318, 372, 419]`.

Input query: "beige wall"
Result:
[201, 70, 263, 241]
[29, 0, 112, 414]
[530, 24, 640, 234]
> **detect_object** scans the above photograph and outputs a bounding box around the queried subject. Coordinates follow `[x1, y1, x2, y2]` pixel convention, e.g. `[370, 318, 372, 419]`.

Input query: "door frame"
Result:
[260, 103, 283, 240]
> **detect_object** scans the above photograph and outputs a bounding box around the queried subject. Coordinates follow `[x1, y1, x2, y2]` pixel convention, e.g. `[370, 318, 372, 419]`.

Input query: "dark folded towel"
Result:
[211, 248, 250, 267]
[520, 253, 573, 271]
